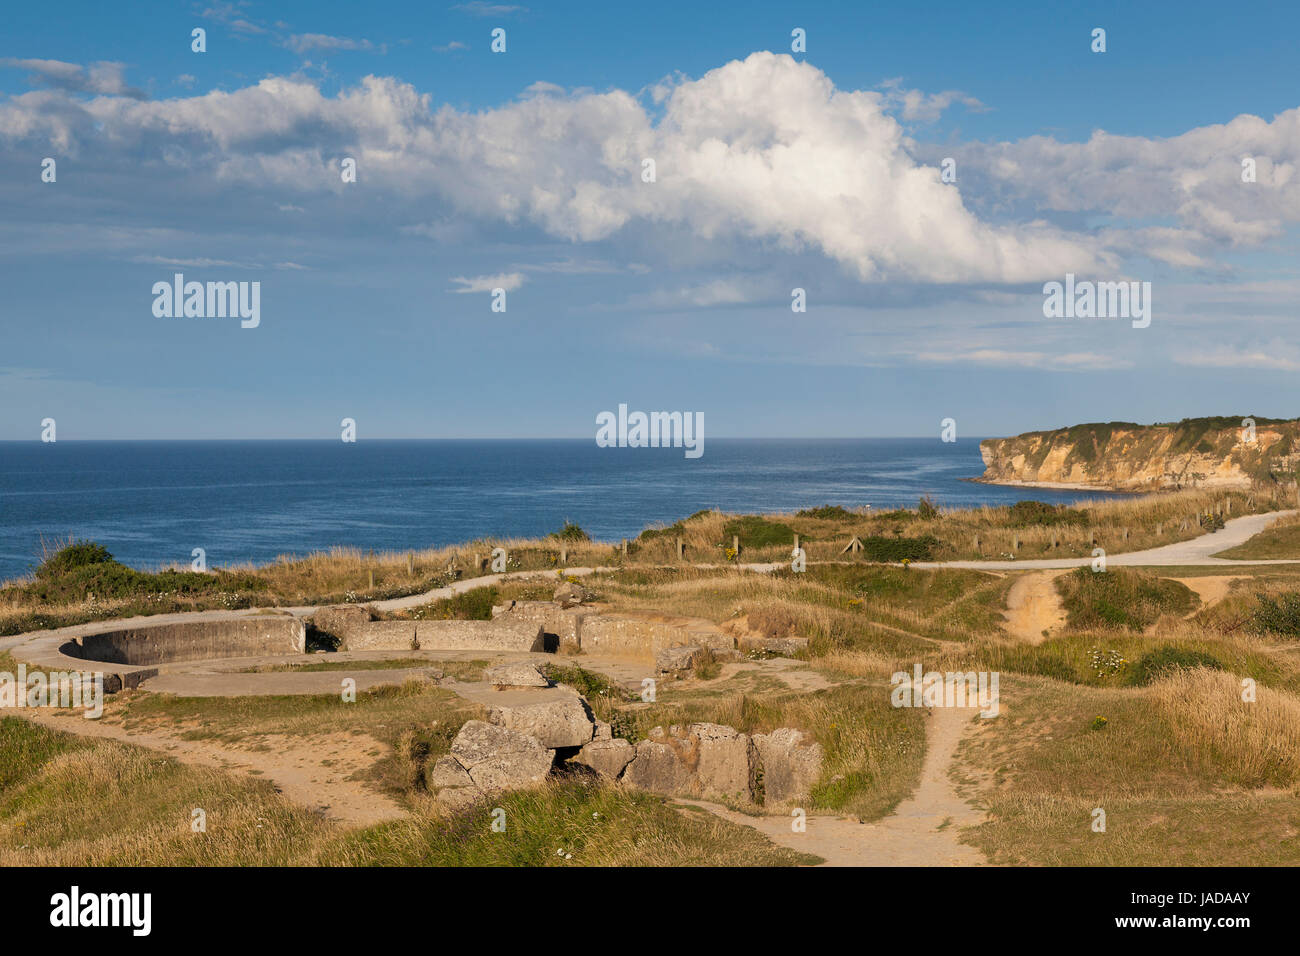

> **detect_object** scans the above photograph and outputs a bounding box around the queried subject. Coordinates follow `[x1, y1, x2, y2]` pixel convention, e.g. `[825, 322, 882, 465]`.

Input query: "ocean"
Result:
[0, 439, 1122, 580]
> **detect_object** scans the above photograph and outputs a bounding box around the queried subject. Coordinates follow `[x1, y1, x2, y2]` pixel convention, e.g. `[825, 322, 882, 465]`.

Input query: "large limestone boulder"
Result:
[485, 661, 550, 688]
[655, 644, 703, 678]
[426, 755, 474, 790]
[753, 727, 824, 804]
[310, 604, 372, 639]
[487, 696, 594, 749]
[571, 738, 635, 780]
[450, 720, 554, 792]
[553, 582, 592, 608]
[425, 754, 485, 809]
[688, 723, 758, 800]
[623, 739, 694, 794]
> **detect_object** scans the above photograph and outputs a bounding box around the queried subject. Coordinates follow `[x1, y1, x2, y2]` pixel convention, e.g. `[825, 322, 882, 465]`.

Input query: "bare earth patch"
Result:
[1002, 570, 1067, 643]
[15, 710, 404, 827]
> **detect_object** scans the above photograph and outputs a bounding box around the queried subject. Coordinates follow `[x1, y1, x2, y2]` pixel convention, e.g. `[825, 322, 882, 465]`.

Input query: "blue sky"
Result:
[2, 0, 1299, 439]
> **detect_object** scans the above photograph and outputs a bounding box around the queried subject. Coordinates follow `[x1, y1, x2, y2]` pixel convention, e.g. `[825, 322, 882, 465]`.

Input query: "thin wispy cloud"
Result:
[449, 272, 525, 293]
[453, 2, 528, 16]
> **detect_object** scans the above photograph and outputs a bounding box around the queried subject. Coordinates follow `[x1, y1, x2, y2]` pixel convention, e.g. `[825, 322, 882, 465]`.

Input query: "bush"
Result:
[1199, 512, 1226, 532]
[1007, 501, 1089, 527]
[639, 522, 685, 541]
[795, 505, 856, 520]
[1252, 592, 1300, 637]
[36, 540, 113, 578]
[722, 516, 795, 549]
[412, 585, 499, 621]
[550, 522, 590, 542]
[859, 535, 938, 562]
[1128, 646, 1222, 687]
[1058, 567, 1195, 631]
[917, 496, 939, 520]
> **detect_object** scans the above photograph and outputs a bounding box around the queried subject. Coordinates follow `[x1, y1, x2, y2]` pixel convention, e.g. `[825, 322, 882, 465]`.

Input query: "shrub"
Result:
[1252, 592, 1300, 637]
[1058, 567, 1195, 631]
[550, 522, 590, 542]
[412, 585, 499, 621]
[722, 515, 795, 549]
[1199, 512, 1226, 532]
[917, 496, 938, 520]
[795, 505, 856, 520]
[639, 522, 685, 541]
[1128, 646, 1222, 687]
[859, 535, 938, 562]
[1007, 500, 1089, 527]
[36, 540, 113, 578]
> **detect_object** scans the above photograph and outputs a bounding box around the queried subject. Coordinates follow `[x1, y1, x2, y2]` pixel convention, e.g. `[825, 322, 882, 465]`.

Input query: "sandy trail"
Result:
[16, 709, 404, 827]
[1002, 570, 1067, 643]
[1170, 575, 1242, 617]
[679, 701, 988, 866]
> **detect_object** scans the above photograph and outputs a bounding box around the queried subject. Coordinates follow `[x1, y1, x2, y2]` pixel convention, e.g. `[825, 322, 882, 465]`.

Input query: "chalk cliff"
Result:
[977, 417, 1300, 491]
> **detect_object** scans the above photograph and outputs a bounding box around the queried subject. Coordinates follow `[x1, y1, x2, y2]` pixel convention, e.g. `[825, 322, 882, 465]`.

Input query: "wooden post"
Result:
[560, 545, 567, 564]
[368, 569, 375, 590]
[676, 537, 684, 559]
[973, 533, 980, 551]
[793, 533, 800, 551]
[1122, 528, 1129, 541]
[474, 552, 481, 571]
[733, 535, 740, 555]
[406, 552, 414, 575]
[621, 539, 628, 556]
[1155, 522, 1162, 536]
[1050, 534, 1058, 549]
[1012, 534, 1020, 551]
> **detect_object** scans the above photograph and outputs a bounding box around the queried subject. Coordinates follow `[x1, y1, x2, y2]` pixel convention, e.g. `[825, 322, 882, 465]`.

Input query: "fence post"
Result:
[407, 552, 414, 576]
[368, 569, 375, 590]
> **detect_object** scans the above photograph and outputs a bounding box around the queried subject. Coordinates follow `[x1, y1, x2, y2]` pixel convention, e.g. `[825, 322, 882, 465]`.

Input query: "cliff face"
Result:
[978, 418, 1300, 491]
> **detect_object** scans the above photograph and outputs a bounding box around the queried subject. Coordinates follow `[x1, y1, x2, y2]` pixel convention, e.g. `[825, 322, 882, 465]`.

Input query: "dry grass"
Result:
[0, 718, 817, 867]
[1146, 667, 1300, 788]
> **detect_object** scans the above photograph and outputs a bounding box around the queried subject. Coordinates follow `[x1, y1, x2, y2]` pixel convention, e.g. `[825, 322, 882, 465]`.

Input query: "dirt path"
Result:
[1170, 575, 1242, 617]
[679, 701, 988, 866]
[16, 710, 404, 827]
[1002, 570, 1067, 643]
